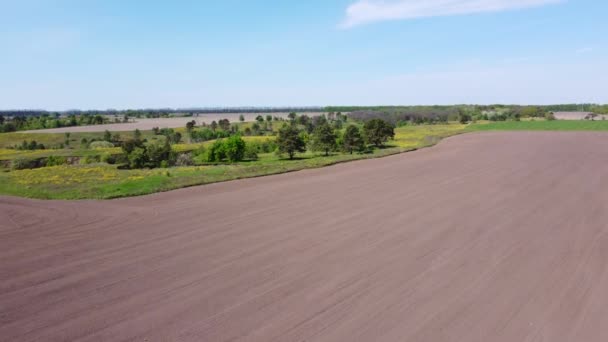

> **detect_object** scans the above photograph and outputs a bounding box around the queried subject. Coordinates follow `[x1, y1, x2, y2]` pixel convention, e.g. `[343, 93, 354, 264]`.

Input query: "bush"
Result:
[128, 147, 148, 168]
[244, 144, 259, 160]
[89, 141, 115, 149]
[46, 155, 68, 167]
[175, 153, 194, 166]
[207, 139, 227, 162]
[81, 155, 100, 164]
[12, 157, 37, 170]
[146, 140, 175, 167]
[223, 135, 246, 162]
[246, 140, 277, 154]
[193, 145, 206, 157]
[100, 153, 116, 164]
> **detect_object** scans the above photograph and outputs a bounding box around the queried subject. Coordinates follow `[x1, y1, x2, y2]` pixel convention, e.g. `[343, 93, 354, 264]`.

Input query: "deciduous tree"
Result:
[276, 124, 306, 160]
[363, 119, 395, 147]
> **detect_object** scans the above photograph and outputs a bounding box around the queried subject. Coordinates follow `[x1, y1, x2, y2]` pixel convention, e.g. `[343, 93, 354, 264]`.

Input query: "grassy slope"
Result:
[0, 125, 466, 199]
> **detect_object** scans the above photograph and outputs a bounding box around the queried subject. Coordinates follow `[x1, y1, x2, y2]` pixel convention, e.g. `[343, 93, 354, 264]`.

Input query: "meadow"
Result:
[0, 124, 466, 199]
[5, 118, 608, 200]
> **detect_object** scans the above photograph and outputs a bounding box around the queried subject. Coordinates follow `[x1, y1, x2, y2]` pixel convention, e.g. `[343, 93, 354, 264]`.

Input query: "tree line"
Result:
[0, 113, 110, 133]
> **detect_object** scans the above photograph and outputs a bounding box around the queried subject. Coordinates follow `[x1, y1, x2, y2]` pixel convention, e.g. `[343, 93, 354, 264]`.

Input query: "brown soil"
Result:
[2, 131, 608, 341]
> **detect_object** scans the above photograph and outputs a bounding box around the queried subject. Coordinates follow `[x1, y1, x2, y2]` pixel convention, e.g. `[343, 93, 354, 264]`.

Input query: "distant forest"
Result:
[329, 104, 608, 125]
[1, 104, 608, 133]
[0, 107, 325, 132]
[0, 107, 326, 118]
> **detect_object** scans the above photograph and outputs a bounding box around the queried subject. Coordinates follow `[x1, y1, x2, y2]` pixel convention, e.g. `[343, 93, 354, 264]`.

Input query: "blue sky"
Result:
[1, 0, 606, 110]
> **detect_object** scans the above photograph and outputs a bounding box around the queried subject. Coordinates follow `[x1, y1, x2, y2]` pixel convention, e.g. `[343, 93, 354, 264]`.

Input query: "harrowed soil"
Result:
[2, 131, 608, 341]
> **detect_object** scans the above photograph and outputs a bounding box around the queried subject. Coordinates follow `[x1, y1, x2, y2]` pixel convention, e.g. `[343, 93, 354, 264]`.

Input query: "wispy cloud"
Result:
[340, 0, 563, 28]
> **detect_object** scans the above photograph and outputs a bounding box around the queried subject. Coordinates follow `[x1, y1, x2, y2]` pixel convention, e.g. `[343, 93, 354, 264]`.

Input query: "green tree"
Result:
[146, 139, 174, 167]
[276, 124, 306, 160]
[256, 115, 264, 123]
[103, 130, 112, 142]
[186, 120, 196, 132]
[207, 139, 226, 162]
[134, 129, 142, 141]
[121, 138, 144, 155]
[128, 147, 148, 169]
[239, 114, 245, 122]
[251, 122, 261, 135]
[287, 112, 297, 121]
[223, 135, 246, 162]
[266, 115, 272, 122]
[363, 119, 395, 147]
[459, 112, 472, 124]
[310, 123, 337, 156]
[342, 125, 365, 154]
[218, 118, 231, 131]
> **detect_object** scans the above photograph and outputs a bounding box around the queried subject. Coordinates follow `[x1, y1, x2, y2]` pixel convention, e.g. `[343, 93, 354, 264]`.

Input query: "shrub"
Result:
[12, 157, 36, 170]
[81, 155, 100, 164]
[89, 141, 115, 149]
[207, 139, 226, 162]
[175, 153, 194, 166]
[128, 147, 148, 168]
[193, 145, 206, 157]
[244, 145, 259, 160]
[223, 135, 246, 162]
[146, 140, 175, 167]
[46, 155, 68, 167]
[100, 153, 116, 164]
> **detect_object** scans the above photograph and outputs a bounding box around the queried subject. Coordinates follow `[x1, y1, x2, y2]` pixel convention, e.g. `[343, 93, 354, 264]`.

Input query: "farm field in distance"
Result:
[21, 112, 323, 133]
[3, 131, 608, 341]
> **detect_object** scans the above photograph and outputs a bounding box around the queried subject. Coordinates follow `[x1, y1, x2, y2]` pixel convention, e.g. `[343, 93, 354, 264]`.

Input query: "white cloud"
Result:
[340, 0, 563, 28]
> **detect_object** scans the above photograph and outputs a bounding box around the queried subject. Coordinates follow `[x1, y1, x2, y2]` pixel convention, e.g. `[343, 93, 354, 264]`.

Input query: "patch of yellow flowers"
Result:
[10, 164, 207, 186]
[10, 165, 121, 185]
[392, 124, 466, 149]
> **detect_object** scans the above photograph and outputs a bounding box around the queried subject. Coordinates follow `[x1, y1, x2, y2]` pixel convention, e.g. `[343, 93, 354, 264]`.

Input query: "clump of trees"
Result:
[0, 112, 110, 132]
[121, 137, 175, 169]
[151, 127, 182, 144]
[273, 114, 394, 159]
[16, 140, 46, 150]
[207, 135, 247, 163]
